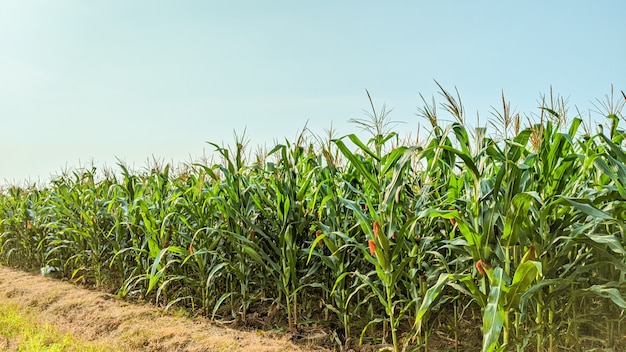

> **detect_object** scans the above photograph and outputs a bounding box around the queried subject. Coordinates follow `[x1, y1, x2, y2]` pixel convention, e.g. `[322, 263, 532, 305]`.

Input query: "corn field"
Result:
[1, 87, 625, 351]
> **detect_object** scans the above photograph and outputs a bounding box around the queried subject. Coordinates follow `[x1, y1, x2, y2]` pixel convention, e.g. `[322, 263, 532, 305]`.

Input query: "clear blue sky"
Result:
[1, 1, 625, 183]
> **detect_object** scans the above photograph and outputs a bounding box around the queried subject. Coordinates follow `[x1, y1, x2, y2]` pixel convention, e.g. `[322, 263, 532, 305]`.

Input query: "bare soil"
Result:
[0, 266, 324, 352]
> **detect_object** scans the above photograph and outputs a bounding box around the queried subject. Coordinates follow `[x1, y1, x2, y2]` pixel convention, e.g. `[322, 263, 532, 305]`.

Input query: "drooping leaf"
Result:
[584, 285, 626, 309]
[560, 197, 612, 220]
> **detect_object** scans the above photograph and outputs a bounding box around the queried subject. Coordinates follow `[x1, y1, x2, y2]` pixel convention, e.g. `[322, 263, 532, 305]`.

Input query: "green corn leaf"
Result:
[483, 267, 506, 352]
[415, 273, 451, 330]
[382, 147, 419, 205]
[559, 197, 613, 220]
[206, 262, 227, 288]
[147, 237, 161, 260]
[212, 292, 234, 319]
[147, 246, 173, 294]
[568, 117, 582, 136]
[419, 208, 481, 254]
[380, 146, 409, 175]
[339, 197, 369, 225]
[451, 123, 472, 157]
[519, 278, 566, 305]
[347, 134, 379, 161]
[459, 274, 487, 307]
[606, 153, 626, 187]
[584, 284, 626, 309]
[439, 145, 481, 185]
[506, 260, 541, 311]
[295, 168, 317, 201]
[594, 157, 618, 180]
[333, 138, 379, 189]
[600, 133, 626, 163]
[584, 233, 626, 256]
[502, 192, 540, 245]
[242, 246, 264, 267]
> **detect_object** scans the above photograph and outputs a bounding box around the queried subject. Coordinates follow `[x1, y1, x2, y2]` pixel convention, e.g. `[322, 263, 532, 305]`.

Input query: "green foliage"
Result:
[1, 86, 625, 351]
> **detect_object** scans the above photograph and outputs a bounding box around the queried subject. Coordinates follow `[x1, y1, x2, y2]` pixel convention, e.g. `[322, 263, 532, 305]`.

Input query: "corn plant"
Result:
[0, 85, 624, 351]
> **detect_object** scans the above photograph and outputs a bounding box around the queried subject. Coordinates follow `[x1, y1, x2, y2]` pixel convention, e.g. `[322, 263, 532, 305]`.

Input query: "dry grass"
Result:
[0, 266, 316, 352]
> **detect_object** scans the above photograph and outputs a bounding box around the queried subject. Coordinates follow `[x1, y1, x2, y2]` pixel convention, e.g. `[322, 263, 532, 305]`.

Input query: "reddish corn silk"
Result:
[315, 229, 323, 248]
[368, 239, 377, 255]
[373, 221, 381, 238]
[475, 259, 489, 276]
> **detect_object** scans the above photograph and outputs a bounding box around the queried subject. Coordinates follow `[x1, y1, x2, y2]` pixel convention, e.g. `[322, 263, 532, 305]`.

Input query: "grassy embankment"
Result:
[0, 300, 116, 352]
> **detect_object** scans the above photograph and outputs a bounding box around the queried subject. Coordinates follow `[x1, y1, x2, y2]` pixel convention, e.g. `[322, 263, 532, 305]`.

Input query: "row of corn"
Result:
[1, 88, 625, 351]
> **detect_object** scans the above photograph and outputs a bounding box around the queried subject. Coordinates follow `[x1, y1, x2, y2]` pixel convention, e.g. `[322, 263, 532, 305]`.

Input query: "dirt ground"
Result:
[0, 266, 325, 352]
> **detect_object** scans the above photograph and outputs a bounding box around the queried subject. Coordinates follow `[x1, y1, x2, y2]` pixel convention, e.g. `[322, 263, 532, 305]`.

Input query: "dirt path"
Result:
[0, 266, 322, 352]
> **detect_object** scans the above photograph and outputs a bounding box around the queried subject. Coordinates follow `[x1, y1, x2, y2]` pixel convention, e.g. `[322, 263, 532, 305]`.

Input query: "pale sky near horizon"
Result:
[1, 1, 625, 183]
